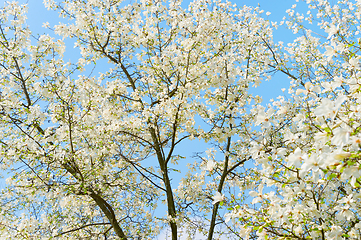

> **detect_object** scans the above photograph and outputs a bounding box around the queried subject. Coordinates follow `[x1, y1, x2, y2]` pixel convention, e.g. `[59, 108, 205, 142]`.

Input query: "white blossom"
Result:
[212, 192, 225, 205]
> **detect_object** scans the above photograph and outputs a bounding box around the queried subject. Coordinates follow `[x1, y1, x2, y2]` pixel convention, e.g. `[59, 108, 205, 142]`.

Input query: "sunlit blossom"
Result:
[212, 192, 225, 205]
[325, 24, 339, 39]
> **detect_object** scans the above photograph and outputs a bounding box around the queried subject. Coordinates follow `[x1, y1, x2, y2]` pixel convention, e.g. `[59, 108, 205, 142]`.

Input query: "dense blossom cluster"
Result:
[0, 0, 361, 239]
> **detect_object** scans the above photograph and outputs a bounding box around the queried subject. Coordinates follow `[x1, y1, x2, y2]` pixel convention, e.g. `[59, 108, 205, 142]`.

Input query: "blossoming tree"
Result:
[1, 0, 361, 239]
[223, 0, 361, 239]
[0, 0, 275, 239]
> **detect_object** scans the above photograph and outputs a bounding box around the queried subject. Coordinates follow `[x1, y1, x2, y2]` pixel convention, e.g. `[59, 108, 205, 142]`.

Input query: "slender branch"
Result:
[129, 161, 166, 191]
[207, 134, 231, 240]
[226, 157, 250, 175]
[149, 126, 177, 240]
[54, 222, 111, 237]
[165, 103, 182, 165]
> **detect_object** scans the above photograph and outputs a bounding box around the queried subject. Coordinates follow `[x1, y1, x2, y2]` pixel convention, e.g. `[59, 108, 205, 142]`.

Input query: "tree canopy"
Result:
[0, 0, 361, 239]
